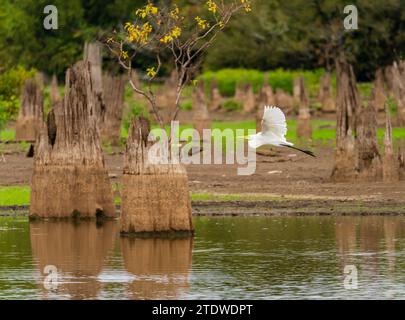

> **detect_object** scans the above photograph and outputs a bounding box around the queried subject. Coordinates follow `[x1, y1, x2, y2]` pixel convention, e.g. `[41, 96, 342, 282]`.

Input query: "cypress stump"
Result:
[318, 72, 335, 113]
[30, 61, 115, 219]
[121, 116, 194, 236]
[243, 83, 256, 113]
[356, 92, 382, 181]
[256, 83, 275, 130]
[101, 74, 126, 144]
[50, 74, 61, 107]
[382, 105, 399, 182]
[372, 69, 386, 112]
[331, 56, 360, 182]
[296, 77, 312, 139]
[15, 79, 43, 142]
[192, 81, 211, 138]
[209, 79, 222, 111]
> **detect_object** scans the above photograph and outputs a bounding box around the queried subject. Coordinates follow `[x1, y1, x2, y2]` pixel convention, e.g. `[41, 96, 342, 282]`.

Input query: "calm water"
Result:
[1, 216, 405, 299]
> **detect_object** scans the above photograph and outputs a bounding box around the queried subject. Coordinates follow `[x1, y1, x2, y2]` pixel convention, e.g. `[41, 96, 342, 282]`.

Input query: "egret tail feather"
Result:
[280, 144, 315, 157]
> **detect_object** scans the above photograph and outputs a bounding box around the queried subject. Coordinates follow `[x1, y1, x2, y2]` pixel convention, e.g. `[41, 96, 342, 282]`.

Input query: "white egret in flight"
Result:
[248, 106, 315, 157]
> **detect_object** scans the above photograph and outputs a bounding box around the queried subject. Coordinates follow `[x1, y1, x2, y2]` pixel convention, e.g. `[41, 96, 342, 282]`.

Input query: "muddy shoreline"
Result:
[2, 198, 405, 217]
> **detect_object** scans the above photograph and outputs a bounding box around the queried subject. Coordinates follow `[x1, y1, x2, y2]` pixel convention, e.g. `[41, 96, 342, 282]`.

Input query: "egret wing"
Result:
[261, 106, 287, 139]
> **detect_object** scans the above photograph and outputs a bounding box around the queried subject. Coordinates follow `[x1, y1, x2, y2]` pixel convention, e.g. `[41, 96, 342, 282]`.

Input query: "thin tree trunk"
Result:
[30, 61, 115, 219]
[15, 79, 43, 142]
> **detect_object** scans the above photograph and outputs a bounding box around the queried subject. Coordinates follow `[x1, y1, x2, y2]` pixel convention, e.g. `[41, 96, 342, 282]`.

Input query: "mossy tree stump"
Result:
[15, 79, 43, 142]
[30, 61, 115, 219]
[120, 116, 194, 236]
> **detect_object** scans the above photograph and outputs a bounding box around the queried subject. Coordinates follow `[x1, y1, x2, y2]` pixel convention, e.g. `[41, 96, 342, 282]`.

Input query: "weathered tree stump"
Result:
[15, 79, 44, 142]
[357, 92, 382, 181]
[50, 74, 61, 107]
[275, 89, 294, 114]
[234, 83, 246, 105]
[372, 69, 386, 112]
[209, 79, 222, 111]
[331, 56, 360, 182]
[256, 83, 275, 130]
[390, 61, 405, 125]
[120, 116, 194, 236]
[293, 77, 301, 108]
[101, 74, 126, 144]
[382, 105, 399, 182]
[192, 82, 211, 139]
[318, 72, 336, 113]
[30, 61, 115, 219]
[243, 83, 256, 113]
[296, 77, 312, 139]
[84, 41, 104, 120]
[156, 70, 177, 125]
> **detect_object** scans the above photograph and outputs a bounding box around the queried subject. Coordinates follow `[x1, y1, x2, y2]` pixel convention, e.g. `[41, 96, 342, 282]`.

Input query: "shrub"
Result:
[223, 99, 242, 111]
[199, 68, 326, 97]
[180, 100, 193, 111]
[0, 66, 36, 122]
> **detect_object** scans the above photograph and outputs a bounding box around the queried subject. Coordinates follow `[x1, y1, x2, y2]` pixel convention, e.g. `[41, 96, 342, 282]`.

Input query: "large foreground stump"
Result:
[15, 79, 43, 142]
[121, 117, 193, 235]
[101, 74, 126, 144]
[30, 61, 115, 219]
[296, 77, 312, 139]
[331, 56, 360, 182]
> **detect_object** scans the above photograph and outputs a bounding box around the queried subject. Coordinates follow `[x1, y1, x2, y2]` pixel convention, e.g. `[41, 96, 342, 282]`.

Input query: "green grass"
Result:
[0, 186, 30, 206]
[0, 186, 291, 207]
[0, 129, 15, 141]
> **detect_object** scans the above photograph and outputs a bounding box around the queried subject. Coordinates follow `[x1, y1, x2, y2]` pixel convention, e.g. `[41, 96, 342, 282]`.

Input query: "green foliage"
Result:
[199, 69, 263, 96]
[200, 68, 325, 97]
[0, 66, 36, 124]
[223, 99, 242, 111]
[180, 100, 193, 111]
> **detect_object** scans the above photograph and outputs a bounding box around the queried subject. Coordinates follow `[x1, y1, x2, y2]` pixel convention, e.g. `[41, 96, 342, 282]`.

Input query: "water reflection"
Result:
[121, 237, 193, 299]
[1, 216, 405, 299]
[29, 220, 117, 299]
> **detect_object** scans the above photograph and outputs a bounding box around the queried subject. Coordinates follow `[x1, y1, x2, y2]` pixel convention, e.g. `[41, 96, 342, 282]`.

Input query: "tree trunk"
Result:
[156, 70, 177, 125]
[372, 69, 386, 112]
[209, 79, 222, 111]
[390, 61, 405, 126]
[293, 77, 301, 109]
[120, 116, 194, 235]
[101, 74, 126, 144]
[192, 82, 211, 139]
[275, 89, 294, 114]
[83, 41, 104, 120]
[382, 105, 399, 182]
[15, 79, 43, 142]
[256, 84, 275, 130]
[243, 83, 255, 113]
[356, 91, 382, 181]
[331, 55, 360, 182]
[296, 77, 312, 139]
[319, 72, 335, 113]
[234, 83, 245, 105]
[30, 61, 115, 219]
[50, 74, 61, 107]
